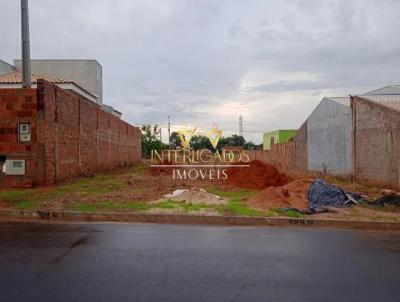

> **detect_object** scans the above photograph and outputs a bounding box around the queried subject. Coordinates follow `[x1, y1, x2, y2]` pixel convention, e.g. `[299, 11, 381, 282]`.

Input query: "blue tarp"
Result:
[307, 178, 359, 211]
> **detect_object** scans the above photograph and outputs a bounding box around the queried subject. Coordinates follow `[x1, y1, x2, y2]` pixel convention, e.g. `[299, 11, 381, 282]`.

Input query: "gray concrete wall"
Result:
[307, 98, 352, 177]
[14, 59, 102, 103]
[0, 60, 16, 75]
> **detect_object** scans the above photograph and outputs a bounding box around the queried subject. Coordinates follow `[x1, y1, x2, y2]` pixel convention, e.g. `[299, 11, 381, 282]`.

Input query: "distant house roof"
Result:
[263, 129, 297, 135]
[365, 85, 400, 95]
[0, 59, 16, 75]
[360, 95, 400, 112]
[325, 96, 350, 106]
[0, 70, 72, 84]
[0, 70, 121, 118]
[0, 70, 98, 103]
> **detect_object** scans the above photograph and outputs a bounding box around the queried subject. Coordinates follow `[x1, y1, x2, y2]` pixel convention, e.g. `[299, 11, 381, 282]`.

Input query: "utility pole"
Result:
[168, 115, 171, 148]
[21, 0, 31, 88]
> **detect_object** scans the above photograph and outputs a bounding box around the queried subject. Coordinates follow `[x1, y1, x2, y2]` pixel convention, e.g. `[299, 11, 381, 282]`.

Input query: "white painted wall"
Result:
[0, 60, 16, 75]
[14, 59, 102, 104]
[307, 97, 352, 176]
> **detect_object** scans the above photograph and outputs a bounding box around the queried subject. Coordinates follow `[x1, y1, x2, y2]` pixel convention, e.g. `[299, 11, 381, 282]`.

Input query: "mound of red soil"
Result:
[225, 160, 289, 190]
[246, 179, 312, 210]
[149, 160, 173, 175]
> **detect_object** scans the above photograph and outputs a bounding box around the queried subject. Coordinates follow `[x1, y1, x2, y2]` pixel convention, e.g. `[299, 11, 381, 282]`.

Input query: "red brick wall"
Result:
[353, 96, 400, 188]
[0, 88, 37, 187]
[0, 80, 141, 187]
[97, 108, 111, 170]
[293, 121, 308, 172]
[246, 142, 296, 171]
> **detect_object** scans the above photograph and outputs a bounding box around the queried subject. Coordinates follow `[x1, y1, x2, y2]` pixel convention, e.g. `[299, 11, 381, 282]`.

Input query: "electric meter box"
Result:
[5, 160, 26, 175]
[18, 123, 31, 142]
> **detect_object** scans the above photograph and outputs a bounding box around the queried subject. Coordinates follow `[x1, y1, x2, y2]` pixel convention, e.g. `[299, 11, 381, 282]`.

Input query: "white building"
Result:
[307, 97, 352, 177]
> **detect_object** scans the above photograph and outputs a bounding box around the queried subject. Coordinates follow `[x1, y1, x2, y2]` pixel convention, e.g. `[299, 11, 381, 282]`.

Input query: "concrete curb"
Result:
[0, 209, 400, 231]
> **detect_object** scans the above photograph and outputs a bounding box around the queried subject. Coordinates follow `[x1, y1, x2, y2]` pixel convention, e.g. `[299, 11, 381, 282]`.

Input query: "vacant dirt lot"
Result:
[0, 161, 399, 222]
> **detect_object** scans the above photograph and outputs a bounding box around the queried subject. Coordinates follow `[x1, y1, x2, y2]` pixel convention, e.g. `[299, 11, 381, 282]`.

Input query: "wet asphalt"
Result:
[0, 221, 399, 302]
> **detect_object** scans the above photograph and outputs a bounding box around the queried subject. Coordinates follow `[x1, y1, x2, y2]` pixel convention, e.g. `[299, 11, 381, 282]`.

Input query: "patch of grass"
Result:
[72, 200, 150, 212]
[0, 190, 36, 203]
[14, 200, 38, 210]
[152, 199, 178, 209]
[73, 203, 97, 212]
[221, 198, 265, 217]
[210, 188, 305, 218]
[208, 187, 267, 217]
[1, 174, 129, 210]
[130, 162, 149, 175]
[149, 199, 214, 213]
[121, 202, 150, 211]
[54, 175, 127, 196]
[207, 187, 257, 199]
[0, 189, 43, 209]
[280, 209, 303, 218]
[180, 202, 213, 212]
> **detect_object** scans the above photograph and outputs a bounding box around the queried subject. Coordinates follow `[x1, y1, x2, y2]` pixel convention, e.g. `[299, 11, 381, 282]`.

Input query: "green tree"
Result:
[218, 135, 246, 148]
[141, 124, 166, 158]
[244, 141, 262, 150]
[169, 131, 182, 149]
[190, 135, 213, 150]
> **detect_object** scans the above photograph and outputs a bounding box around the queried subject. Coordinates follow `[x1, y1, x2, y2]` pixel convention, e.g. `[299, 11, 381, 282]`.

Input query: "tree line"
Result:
[141, 124, 262, 158]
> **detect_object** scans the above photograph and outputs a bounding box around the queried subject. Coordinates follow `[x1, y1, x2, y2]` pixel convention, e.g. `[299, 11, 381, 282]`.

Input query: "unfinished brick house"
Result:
[0, 75, 141, 188]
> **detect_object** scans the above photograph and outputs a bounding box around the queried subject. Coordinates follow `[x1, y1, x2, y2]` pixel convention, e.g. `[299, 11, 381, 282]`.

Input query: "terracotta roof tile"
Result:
[0, 70, 71, 84]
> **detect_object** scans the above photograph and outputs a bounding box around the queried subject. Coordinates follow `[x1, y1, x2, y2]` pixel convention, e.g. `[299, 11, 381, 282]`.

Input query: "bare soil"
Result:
[314, 206, 400, 222]
[1, 161, 400, 223]
[225, 160, 290, 189]
[246, 179, 311, 210]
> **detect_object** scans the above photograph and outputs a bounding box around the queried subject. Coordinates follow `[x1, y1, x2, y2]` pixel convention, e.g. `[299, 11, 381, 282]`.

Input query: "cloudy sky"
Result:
[1, 0, 400, 143]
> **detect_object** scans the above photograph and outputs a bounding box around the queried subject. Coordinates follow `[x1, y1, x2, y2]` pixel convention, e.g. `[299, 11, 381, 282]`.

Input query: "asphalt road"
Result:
[0, 221, 400, 302]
